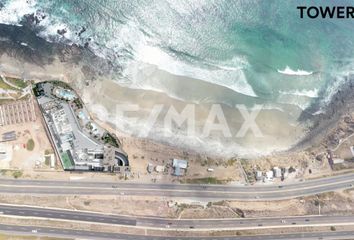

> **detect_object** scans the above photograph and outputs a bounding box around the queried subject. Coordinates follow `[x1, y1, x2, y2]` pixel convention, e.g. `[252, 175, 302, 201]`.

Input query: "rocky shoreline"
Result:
[294, 75, 354, 152]
[0, 23, 117, 84]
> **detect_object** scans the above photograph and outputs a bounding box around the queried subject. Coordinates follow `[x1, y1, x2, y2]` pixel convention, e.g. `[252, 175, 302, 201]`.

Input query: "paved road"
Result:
[1, 223, 354, 239]
[0, 172, 354, 200]
[0, 204, 354, 230]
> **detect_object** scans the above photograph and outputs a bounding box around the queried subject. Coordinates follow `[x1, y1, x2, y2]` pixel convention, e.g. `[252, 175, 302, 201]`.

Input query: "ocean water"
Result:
[1, 0, 354, 156]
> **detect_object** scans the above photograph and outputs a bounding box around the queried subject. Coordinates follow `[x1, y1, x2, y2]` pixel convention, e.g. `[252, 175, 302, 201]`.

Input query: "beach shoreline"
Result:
[0, 23, 354, 183]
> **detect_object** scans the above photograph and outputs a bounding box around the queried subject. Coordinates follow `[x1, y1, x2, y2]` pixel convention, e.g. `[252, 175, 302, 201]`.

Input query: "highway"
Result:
[1, 223, 354, 239]
[0, 204, 354, 231]
[1, 173, 354, 239]
[0, 172, 353, 200]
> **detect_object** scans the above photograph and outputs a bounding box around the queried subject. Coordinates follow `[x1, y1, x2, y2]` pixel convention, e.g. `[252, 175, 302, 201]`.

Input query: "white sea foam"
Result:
[0, 0, 36, 26]
[132, 45, 257, 97]
[279, 88, 319, 98]
[277, 66, 313, 76]
[0, 0, 76, 44]
[277, 92, 314, 111]
[37, 19, 74, 42]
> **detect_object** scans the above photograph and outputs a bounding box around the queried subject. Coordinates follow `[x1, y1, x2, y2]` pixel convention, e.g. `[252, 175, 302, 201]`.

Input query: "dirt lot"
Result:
[0, 113, 54, 175]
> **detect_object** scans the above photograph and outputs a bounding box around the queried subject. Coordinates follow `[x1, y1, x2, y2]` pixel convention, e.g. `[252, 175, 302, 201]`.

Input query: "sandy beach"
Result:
[79, 62, 306, 158]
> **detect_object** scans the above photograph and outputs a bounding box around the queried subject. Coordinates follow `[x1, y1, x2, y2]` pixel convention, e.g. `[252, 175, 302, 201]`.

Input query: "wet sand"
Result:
[81, 66, 306, 158]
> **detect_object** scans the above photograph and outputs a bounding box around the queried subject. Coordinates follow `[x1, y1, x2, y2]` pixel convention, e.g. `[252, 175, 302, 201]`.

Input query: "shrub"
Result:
[26, 139, 35, 151]
[12, 171, 23, 179]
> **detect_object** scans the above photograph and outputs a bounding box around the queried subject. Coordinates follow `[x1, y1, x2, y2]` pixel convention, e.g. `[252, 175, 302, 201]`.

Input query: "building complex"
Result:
[34, 82, 129, 172]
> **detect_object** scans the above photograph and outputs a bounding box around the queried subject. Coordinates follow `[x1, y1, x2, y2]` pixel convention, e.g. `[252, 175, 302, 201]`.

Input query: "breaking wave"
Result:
[277, 66, 313, 76]
[279, 88, 319, 98]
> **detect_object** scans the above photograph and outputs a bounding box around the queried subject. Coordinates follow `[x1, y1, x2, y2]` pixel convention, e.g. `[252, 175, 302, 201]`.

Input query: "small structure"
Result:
[50, 154, 55, 168]
[1, 131, 16, 142]
[103, 146, 129, 172]
[283, 168, 289, 179]
[0, 143, 12, 168]
[147, 163, 154, 173]
[333, 158, 345, 164]
[155, 165, 165, 173]
[255, 170, 263, 181]
[273, 167, 282, 178]
[265, 170, 274, 181]
[350, 146, 354, 157]
[0, 146, 6, 159]
[172, 159, 188, 176]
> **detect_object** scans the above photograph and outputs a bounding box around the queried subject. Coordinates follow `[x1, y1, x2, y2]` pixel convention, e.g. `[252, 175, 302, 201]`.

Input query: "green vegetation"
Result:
[180, 177, 227, 184]
[51, 80, 73, 89]
[12, 170, 23, 179]
[61, 152, 74, 169]
[226, 158, 237, 167]
[45, 156, 51, 166]
[178, 203, 190, 211]
[5, 77, 28, 88]
[73, 98, 83, 109]
[0, 78, 18, 91]
[0, 99, 12, 105]
[45, 149, 53, 155]
[102, 132, 119, 147]
[32, 83, 42, 97]
[26, 139, 35, 151]
[240, 159, 256, 183]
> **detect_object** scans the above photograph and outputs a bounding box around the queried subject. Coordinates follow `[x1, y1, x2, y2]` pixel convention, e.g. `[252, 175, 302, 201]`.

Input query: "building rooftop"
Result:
[173, 159, 188, 169]
[172, 159, 188, 176]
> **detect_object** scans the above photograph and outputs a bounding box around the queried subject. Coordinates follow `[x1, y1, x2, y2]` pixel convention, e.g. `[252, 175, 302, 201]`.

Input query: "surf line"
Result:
[297, 6, 354, 19]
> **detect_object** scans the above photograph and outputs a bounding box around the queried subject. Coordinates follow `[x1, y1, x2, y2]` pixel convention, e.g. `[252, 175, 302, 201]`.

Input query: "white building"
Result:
[155, 165, 165, 173]
[265, 170, 274, 181]
[273, 167, 282, 178]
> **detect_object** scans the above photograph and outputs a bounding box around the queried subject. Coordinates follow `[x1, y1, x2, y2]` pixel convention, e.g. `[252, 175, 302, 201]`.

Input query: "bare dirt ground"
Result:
[0, 104, 54, 175]
[0, 233, 65, 240]
[1, 188, 354, 220]
[92, 115, 244, 184]
[0, 194, 178, 218]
